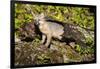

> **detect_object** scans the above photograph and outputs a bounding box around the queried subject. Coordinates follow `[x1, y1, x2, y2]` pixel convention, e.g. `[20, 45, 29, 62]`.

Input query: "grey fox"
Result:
[34, 13, 94, 47]
[34, 13, 64, 47]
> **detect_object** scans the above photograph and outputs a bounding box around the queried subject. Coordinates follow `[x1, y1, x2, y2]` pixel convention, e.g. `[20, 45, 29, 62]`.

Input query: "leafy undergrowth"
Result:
[15, 38, 94, 66]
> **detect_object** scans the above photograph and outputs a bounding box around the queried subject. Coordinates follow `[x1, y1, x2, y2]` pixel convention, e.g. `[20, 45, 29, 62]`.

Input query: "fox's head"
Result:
[34, 13, 45, 26]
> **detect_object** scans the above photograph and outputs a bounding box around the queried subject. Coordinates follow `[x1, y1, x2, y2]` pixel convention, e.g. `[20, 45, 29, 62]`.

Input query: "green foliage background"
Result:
[15, 3, 95, 30]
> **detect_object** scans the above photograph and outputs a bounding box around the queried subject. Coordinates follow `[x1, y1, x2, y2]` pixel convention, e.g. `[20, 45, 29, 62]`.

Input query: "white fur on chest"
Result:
[39, 21, 50, 34]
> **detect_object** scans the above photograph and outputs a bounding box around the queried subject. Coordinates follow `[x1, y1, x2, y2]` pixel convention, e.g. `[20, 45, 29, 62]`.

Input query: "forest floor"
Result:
[15, 39, 94, 66]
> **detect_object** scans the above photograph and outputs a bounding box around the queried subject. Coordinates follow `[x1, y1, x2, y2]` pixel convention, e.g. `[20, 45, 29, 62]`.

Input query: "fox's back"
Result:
[47, 22, 64, 37]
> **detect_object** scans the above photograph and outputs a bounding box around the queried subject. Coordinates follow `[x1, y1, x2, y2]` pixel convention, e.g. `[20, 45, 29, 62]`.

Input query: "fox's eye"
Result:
[38, 19, 40, 21]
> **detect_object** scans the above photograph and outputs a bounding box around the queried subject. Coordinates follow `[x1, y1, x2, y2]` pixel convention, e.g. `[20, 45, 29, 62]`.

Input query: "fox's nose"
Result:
[34, 20, 38, 25]
[35, 21, 40, 26]
[37, 22, 40, 26]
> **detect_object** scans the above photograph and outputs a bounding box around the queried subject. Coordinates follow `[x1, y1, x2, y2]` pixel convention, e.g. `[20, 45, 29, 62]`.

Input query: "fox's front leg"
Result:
[45, 34, 52, 47]
[41, 34, 46, 44]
